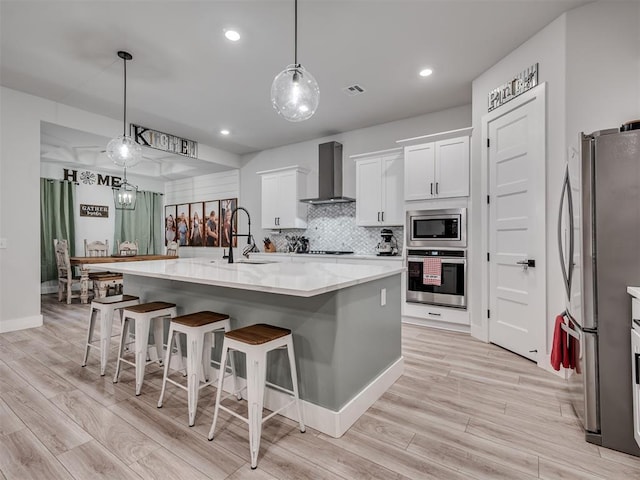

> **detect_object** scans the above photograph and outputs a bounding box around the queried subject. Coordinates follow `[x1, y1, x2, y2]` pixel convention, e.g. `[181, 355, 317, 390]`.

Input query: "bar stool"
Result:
[208, 323, 305, 469]
[113, 301, 177, 395]
[157, 311, 238, 427]
[82, 294, 140, 375]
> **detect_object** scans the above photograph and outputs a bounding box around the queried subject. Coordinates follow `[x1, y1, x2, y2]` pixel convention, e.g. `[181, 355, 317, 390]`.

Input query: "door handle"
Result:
[516, 259, 536, 269]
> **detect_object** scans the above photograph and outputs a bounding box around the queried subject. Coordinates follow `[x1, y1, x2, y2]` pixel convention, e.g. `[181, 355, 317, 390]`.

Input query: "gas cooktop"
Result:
[305, 250, 354, 255]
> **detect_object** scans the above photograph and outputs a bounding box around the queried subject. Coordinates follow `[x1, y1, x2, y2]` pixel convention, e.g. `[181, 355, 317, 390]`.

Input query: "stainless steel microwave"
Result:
[406, 208, 467, 248]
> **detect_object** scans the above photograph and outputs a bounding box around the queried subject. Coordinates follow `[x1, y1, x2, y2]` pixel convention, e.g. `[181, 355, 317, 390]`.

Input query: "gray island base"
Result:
[100, 260, 403, 438]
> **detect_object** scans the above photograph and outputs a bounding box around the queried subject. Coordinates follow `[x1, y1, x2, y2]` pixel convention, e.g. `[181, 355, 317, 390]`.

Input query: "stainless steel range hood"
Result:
[300, 141, 355, 204]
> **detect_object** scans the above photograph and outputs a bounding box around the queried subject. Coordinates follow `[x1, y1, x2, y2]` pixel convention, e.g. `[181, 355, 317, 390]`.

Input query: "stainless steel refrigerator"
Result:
[559, 128, 640, 456]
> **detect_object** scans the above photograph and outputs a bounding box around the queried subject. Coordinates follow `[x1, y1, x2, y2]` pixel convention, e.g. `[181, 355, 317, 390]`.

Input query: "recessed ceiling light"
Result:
[220, 129, 230, 136]
[224, 30, 240, 42]
[419, 68, 433, 77]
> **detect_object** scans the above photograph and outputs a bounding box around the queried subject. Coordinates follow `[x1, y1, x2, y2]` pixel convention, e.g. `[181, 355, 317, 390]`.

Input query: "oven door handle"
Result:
[407, 257, 466, 264]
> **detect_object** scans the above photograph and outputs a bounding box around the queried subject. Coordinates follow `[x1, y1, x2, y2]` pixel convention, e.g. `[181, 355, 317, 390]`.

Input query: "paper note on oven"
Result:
[423, 258, 442, 286]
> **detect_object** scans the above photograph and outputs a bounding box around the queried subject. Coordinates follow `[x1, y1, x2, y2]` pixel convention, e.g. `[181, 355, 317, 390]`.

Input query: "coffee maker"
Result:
[375, 229, 399, 256]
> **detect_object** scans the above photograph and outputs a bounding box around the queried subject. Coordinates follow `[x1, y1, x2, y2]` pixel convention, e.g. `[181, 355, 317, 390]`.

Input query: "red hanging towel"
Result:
[423, 257, 442, 286]
[551, 314, 570, 371]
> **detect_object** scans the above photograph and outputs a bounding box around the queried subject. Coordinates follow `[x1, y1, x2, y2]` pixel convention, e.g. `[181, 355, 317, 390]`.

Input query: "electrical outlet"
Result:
[0, 238, 6, 249]
[380, 288, 386, 306]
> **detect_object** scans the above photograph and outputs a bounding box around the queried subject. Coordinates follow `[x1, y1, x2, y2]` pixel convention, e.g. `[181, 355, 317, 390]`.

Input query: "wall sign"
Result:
[80, 204, 109, 218]
[488, 63, 538, 112]
[131, 124, 198, 159]
[64, 169, 122, 187]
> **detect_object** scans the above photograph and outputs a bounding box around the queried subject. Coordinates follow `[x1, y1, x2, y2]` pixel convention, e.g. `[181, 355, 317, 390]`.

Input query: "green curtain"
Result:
[114, 190, 163, 254]
[40, 178, 76, 282]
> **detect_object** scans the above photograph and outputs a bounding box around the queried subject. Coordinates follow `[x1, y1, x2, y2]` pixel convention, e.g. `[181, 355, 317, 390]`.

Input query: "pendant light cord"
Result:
[294, 0, 298, 67]
[123, 56, 127, 136]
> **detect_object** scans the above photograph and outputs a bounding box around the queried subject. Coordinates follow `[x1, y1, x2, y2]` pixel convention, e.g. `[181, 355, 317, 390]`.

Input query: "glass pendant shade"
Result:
[113, 179, 138, 210]
[271, 65, 319, 122]
[106, 134, 142, 167]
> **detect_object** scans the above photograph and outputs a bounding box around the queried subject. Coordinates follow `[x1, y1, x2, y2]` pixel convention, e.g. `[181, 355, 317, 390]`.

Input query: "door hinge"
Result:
[487, 309, 490, 318]
[487, 138, 490, 148]
[487, 252, 490, 261]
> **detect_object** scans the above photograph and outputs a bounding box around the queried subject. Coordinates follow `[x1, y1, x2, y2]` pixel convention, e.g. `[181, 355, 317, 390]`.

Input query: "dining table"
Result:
[69, 254, 176, 303]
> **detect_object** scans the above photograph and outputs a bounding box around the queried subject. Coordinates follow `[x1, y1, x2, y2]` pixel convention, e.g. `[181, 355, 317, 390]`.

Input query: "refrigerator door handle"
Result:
[558, 165, 574, 301]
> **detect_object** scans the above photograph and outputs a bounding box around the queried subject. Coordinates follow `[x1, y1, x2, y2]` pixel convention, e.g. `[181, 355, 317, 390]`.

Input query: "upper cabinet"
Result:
[257, 166, 309, 229]
[400, 128, 471, 201]
[351, 148, 403, 226]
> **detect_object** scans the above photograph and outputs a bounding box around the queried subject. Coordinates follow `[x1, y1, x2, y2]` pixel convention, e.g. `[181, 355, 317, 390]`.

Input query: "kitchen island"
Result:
[91, 257, 403, 437]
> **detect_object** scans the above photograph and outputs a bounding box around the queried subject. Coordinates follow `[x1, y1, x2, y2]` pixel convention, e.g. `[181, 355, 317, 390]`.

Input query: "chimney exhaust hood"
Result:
[300, 141, 355, 204]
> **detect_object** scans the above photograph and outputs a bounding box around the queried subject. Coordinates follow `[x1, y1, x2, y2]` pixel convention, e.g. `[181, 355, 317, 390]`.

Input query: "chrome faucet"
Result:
[228, 206, 257, 263]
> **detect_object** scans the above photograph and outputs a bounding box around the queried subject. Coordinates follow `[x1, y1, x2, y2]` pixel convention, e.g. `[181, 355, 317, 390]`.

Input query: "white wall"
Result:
[469, 0, 640, 369]
[240, 104, 472, 243]
[164, 169, 240, 259]
[0, 86, 240, 332]
[470, 14, 567, 349]
[565, 1, 640, 150]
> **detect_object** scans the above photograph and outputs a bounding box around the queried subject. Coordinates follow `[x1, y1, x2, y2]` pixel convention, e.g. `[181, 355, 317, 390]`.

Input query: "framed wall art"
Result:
[204, 200, 220, 247]
[164, 205, 177, 246]
[189, 202, 204, 247]
[220, 198, 237, 248]
[176, 203, 190, 246]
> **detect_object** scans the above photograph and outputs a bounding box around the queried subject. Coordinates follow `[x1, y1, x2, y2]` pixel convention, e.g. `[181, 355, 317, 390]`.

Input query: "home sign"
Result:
[488, 63, 539, 112]
[131, 124, 198, 159]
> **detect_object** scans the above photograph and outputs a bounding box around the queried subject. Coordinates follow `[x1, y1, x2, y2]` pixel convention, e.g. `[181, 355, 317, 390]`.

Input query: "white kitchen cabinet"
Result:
[352, 148, 403, 226]
[257, 166, 309, 229]
[403, 135, 470, 200]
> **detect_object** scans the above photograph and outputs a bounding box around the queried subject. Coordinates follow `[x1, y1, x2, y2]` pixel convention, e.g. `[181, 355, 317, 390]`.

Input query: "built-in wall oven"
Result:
[406, 249, 467, 308]
[407, 208, 466, 248]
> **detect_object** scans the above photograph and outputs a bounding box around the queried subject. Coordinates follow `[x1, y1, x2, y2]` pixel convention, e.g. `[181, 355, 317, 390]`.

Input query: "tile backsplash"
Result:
[266, 203, 404, 255]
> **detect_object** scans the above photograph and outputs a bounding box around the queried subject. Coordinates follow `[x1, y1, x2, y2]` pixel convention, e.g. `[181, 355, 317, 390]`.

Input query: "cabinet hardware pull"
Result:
[636, 353, 640, 385]
[428, 312, 441, 316]
[436, 182, 439, 194]
[377, 212, 380, 222]
[430, 183, 433, 195]
[381, 211, 384, 222]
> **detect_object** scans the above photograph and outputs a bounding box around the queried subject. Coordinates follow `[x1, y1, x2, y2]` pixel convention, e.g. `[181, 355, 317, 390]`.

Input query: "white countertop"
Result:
[90, 257, 404, 297]
[628, 286, 640, 300]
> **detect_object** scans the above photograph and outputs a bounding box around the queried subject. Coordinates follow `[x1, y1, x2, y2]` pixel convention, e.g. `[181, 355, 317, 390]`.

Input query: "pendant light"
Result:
[108, 51, 140, 210]
[270, 0, 319, 122]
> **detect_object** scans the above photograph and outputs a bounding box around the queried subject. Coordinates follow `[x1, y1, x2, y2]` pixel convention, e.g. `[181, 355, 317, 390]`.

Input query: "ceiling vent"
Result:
[342, 84, 366, 96]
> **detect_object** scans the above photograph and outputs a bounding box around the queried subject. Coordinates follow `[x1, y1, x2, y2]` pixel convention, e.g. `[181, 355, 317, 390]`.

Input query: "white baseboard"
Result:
[0, 314, 43, 333]
[218, 357, 404, 438]
[402, 315, 471, 334]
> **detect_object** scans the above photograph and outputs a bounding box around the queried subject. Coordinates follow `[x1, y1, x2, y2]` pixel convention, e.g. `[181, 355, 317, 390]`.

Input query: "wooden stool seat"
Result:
[173, 311, 230, 327]
[125, 301, 176, 314]
[225, 323, 291, 345]
[158, 311, 236, 426]
[92, 294, 138, 305]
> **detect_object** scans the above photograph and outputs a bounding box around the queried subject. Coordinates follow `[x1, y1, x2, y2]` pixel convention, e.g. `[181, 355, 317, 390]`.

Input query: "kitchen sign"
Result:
[131, 124, 198, 159]
[80, 204, 109, 218]
[488, 63, 538, 112]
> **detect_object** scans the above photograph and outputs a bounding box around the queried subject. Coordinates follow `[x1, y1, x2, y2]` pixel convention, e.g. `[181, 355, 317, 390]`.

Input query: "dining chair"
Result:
[117, 240, 139, 256]
[85, 239, 110, 257]
[54, 239, 82, 304]
[166, 240, 179, 256]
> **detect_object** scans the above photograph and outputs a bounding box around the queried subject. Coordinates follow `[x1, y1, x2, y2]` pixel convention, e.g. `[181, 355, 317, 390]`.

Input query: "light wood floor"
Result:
[1, 295, 639, 479]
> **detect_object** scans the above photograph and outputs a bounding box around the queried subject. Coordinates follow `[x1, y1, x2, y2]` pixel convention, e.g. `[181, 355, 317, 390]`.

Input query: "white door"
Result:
[276, 170, 297, 228]
[488, 90, 546, 361]
[435, 136, 469, 198]
[381, 153, 403, 225]
[355, 157, 382, 226]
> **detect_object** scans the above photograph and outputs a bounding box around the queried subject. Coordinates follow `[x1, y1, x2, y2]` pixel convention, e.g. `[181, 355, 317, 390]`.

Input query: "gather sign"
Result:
[80, 204, 109, 218]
